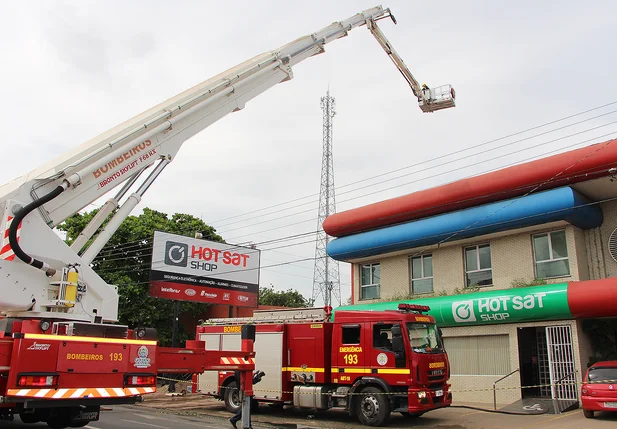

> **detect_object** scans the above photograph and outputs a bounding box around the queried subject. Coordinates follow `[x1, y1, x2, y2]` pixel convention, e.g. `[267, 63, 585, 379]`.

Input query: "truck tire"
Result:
[353, 386, 390, 427]
[47, 419, 70, 429]
[224, 381, 242, 413]
[583, 409, 594, 418]
[19, 413, 41, 424]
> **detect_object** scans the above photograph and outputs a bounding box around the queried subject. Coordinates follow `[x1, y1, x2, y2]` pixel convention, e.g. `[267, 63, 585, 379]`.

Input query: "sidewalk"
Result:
[136, 394, 617, 429]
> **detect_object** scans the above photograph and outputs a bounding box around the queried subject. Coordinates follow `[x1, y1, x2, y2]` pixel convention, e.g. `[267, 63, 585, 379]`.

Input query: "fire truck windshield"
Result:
[406, 323, 443, 354]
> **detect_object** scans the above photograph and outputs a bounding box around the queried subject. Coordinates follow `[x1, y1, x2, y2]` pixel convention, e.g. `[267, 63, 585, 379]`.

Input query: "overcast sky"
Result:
[1, 0, 617, 306]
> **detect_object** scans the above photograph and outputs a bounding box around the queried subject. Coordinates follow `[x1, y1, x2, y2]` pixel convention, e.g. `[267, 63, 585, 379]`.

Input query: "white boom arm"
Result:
[0, 5, 455, 321]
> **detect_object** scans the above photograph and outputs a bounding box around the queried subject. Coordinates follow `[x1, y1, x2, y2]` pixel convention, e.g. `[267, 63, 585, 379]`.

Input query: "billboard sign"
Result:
[149, 231, 260, 307]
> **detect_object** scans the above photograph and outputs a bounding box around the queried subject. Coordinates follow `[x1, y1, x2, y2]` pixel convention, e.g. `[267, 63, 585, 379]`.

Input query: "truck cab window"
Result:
[342, 325, 361, 344]
[373, 324, 394, 351]
[406, 323, 443, 354]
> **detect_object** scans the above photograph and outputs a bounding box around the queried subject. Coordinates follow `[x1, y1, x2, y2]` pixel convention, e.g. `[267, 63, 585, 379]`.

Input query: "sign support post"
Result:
[168, 300, 180, 393]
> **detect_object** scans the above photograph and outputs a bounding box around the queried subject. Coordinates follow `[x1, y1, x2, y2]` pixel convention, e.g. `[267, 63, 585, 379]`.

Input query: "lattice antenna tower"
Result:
[312, 90, 341, 307]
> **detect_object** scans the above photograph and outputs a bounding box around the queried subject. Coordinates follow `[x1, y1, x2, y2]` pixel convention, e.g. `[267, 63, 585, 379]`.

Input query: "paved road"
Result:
[0, 406, 284, 429]
[2, 403, 616, 429]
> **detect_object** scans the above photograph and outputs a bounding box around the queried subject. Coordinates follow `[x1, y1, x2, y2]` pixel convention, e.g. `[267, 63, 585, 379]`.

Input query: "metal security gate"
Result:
[535, 329, 551, 397]
[545, 326, 577, 402]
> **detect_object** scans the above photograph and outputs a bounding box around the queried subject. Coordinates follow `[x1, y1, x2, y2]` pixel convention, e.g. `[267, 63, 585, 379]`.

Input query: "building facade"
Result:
[325, 140, 617, 406]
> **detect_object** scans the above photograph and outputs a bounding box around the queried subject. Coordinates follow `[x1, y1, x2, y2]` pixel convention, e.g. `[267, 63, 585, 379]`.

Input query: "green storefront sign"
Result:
[334, 283, 573, 327]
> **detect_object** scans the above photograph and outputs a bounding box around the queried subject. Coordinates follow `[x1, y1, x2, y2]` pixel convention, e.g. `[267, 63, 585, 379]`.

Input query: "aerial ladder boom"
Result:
[0, 5, 455, 322]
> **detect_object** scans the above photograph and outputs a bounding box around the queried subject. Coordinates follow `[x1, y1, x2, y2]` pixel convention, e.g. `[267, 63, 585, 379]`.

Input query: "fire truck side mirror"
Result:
[391, 325, 404, 353]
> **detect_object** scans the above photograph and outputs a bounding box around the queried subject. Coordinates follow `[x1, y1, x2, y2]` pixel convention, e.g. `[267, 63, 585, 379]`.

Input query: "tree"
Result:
[258, 285, 313, 308]
[58, 208, 223, 346]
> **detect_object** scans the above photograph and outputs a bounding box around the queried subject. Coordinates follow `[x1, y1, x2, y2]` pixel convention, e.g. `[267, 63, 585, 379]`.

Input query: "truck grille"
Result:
[427, 369, 445, 382]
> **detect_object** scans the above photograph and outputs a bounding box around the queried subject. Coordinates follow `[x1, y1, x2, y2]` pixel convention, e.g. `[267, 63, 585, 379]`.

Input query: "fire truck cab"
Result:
[196, 304, 451, 427]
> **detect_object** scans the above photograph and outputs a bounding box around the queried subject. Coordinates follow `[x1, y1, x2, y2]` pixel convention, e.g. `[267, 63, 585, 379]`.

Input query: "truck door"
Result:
[335, 323, 367, 381]
[370, 323, 406, 370]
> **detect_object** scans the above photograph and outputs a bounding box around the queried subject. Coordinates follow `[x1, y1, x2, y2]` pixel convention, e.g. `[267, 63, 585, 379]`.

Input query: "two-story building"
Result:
[325, 140, 617, 407]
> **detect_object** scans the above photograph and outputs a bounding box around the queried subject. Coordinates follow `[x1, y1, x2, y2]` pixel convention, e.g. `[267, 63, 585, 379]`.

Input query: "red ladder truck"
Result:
[196, 305, 452, 427]
[0, 5, 454, 428]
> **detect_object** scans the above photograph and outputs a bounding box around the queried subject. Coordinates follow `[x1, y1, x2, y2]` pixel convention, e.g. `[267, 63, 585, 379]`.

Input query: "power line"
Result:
[75, 104, 617, 253]
[224, 130, 617, 241]
[207, 101, 617, 226]
[87, 130, 617, 260]
[215, 119, 617, 235]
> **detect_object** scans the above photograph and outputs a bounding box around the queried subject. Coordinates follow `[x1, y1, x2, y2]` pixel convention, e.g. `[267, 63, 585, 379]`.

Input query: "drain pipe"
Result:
[80, 158, 169, 265]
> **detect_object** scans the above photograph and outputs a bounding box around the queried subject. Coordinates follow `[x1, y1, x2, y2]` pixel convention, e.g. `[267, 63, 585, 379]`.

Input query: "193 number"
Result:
[109, 353, 123, 362]
[343, 354, 358, 365]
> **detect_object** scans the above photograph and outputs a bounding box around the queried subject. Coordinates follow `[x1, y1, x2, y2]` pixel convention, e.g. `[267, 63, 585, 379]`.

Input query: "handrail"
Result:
[554, 369, 578, 403]
[493, 369, 520, 410]
[555, 369, 578, 385]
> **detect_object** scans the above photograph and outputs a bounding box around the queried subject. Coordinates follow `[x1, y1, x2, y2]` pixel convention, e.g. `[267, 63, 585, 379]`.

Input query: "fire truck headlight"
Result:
[417, 391, 427, 399]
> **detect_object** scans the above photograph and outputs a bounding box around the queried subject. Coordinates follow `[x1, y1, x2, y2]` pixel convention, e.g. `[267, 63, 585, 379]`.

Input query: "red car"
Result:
[581, 361, 617, 418]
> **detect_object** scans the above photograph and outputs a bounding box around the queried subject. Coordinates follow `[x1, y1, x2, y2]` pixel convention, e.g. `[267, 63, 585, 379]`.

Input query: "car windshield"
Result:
[406, 323, 443, 354]
[587, 367, 617, 383]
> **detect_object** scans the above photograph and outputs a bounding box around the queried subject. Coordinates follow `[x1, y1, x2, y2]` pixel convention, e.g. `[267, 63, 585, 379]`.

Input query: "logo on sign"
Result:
[164, 241, 188, 267]
[27, 342, 51, 351]
[237, 295, 249, 302]
[134, 345, 152, 369]
[185, 288, 196, 297]
[161, 287, 180, 293]
[223, 293, 230, 301]
[452, 300, 476, 323]
[200, 291, 217, 298]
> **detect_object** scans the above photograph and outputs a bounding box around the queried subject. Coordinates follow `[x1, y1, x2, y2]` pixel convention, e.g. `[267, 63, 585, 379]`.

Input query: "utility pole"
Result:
[312, 90, 341, 308]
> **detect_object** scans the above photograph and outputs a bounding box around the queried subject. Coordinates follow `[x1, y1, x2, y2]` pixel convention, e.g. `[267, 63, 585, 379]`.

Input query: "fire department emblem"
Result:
[610, 385, 614, 390]
[377, 353, 388, 366]
[134, 345, 152, 369]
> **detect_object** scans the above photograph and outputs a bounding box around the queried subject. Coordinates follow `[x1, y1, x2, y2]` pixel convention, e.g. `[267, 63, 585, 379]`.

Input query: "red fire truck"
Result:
[196, 304, 451, 427]
[1, 5, 454, 427]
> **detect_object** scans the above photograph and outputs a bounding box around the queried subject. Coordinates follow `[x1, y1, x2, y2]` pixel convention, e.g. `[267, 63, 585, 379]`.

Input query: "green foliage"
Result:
[510, 277, 548, 288]
[58, 208, 223, 346]
[383, 288, 450, 302]
[452, 286, 480, 295]
[582, 318, 617, 368]
[258, 285, 312, 308]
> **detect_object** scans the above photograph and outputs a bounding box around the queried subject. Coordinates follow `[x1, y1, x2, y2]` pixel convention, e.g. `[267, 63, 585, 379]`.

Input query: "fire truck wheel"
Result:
[354, 386, 390, 427]
[224, 381, 242, 413]
[19, 412, 42, 424]
[47, 418, 70, 429]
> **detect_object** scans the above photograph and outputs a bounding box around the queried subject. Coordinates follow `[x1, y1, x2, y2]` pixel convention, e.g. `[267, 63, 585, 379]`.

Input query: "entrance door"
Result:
[545, 326, 577, 401]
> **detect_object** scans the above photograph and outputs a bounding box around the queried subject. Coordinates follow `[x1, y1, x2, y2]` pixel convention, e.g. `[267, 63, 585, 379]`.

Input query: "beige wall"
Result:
[441, 320, 588, 406]
[346, 203, 617, 405]
[352, 223, 597, 304]
[592, 199, 617, 278]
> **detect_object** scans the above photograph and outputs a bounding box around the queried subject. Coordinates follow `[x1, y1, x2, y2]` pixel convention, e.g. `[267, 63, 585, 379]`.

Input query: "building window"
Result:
[410, 254, 433, 294]
[464, 244, 492, 287]
[360, 263, 380, 300]
[533, 230, 570, 278]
